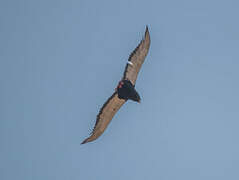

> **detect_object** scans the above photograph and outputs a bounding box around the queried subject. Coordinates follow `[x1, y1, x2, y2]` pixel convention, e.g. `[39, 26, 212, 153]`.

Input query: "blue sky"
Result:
[1, 0, 239, 179]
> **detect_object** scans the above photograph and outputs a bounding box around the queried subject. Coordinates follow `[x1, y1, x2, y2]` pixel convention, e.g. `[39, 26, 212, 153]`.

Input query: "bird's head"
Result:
[115, 80, 124, 91]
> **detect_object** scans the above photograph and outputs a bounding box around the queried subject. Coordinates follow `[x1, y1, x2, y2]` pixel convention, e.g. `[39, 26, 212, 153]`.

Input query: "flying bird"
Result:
[82, 26, 150, 144]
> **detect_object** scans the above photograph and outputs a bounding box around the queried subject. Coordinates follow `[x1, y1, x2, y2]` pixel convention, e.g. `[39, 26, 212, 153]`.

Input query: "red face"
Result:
[115, 81, 124, 91]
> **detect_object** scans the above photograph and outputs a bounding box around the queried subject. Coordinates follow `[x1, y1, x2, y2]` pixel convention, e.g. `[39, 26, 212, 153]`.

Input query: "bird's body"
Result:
[82, 26, 150, 144]
[117, 80, 141, 102]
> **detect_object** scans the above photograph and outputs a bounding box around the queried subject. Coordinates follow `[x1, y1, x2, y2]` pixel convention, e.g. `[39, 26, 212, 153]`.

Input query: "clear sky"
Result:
[1, 0, 239, 179]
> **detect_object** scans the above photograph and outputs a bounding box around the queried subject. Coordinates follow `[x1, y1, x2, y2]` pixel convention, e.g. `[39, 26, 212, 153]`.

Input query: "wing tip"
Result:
[81, 138, 90, 145]
[145, 25, 149, 33]
[145, 25, 150, 40]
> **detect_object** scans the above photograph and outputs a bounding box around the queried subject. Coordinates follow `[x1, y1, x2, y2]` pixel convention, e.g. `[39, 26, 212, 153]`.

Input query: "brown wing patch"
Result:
[123, 26, 150, 85]
[81, 92, 126, 144]
[94, 92, 117, 131]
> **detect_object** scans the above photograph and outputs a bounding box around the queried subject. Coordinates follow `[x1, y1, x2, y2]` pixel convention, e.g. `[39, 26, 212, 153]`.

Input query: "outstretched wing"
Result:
[123, 26, 151, 85]
[81, 92, 126, 144]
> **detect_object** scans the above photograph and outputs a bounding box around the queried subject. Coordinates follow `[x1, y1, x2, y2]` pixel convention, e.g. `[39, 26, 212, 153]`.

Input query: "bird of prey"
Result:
[81, 26, 150, 144]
